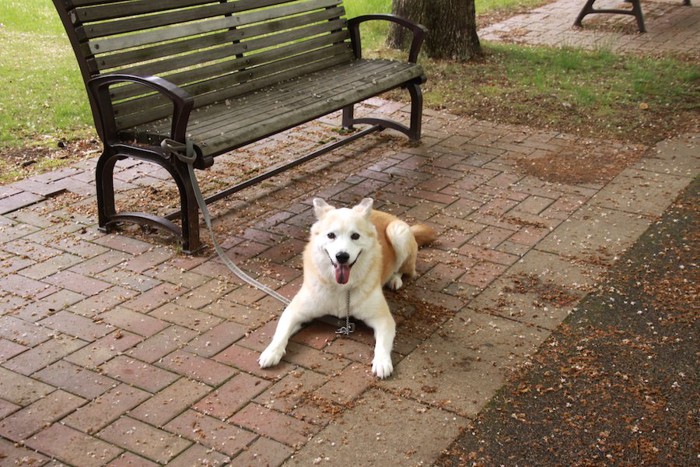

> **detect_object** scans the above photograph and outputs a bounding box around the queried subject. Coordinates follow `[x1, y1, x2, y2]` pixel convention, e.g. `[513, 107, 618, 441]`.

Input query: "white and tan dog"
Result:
[258, 198, 436, 378]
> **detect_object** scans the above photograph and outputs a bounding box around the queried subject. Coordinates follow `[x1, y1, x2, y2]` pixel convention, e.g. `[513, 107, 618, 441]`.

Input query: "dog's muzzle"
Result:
[328, 250, 361, 285]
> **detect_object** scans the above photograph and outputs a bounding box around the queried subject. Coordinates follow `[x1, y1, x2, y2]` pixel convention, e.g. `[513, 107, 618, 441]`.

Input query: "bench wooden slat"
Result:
[96, 6, 345, 71]
[83, 0, 342, 49]
[188, 60, 401, 136]
[114, 45, 355, 129]
[113, 19, 349, 88]
[122, 59, 423, 156]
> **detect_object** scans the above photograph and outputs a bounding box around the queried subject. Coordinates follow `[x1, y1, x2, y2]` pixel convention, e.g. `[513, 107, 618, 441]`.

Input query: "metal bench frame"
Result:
[574, 0, 692, 33]
[53, 0, 427, 253]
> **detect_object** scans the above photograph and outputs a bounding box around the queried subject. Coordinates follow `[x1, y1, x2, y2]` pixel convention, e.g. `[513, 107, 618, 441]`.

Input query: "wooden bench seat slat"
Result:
[124, 60, 423, 156]
[114, 47, 355, 128]
[84, 0, 341, 48]
[184, 60, 403, 136]
[75, 0, 242, 22]
[96, 6, 345, 70]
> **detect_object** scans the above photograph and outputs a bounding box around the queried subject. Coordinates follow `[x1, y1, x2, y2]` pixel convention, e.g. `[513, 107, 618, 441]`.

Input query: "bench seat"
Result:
[133, 59, 425, 162]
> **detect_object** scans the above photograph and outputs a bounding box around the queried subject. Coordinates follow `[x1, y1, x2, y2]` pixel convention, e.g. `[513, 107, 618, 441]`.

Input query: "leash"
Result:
[161, 139, 291, 306]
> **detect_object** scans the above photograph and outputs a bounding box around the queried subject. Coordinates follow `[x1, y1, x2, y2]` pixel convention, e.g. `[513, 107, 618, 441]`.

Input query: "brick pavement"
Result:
[480, 0, 699, 58]
[2, 4, 699, 465]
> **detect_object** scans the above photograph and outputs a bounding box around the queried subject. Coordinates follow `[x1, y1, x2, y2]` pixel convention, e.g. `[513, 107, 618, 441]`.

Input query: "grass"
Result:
[0, 0, 698, 182]
[420, 44, 699, 142]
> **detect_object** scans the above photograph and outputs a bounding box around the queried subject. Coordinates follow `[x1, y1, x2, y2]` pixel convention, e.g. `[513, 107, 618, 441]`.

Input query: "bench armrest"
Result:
[347, 14, 427, 63]
[87, 74, 194, 145]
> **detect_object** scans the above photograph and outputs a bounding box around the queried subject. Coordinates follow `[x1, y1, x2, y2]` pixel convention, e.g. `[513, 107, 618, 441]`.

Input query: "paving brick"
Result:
[0, 366, 54, 405]
[92, 234, 154, 255]
[130, 378, 211, 427]
[127, 325, 198, 363]
[289, 321, 338, 351]
[65, 330, 143, 368]
[214, 343, 293, 380]
[186, 320, 248, 357]
[232, 435, 294, 466]
[170, 279, 233, 309]
[69, 250, 130, 276]
[0, 338, 28, 362]
[459, 261, 509, 290]
[18, 252, 85, 280]
[43, 270, 112, 296]
[254, 368, 330, 425]
[35, 360, 116, 399]
[0, 398, 20, 418]
[149, 302, 223, 331]
[98, 416, 191, 463]
[0, 191, 44, 215]
[96, 266, 161, 292]
[236, 319, 279, 352]
[98, 306, 168, 337]
[13, 289, 86, 322]
[63, 383, 150, 434]
[2, 334, 87, 376]
[143, 262, 208, 290]
[193, 372, 270, 420]
[168, 443, 231, 466]
[122, 283, 187, 313]
[0, 389, 85, 441]
[280, 341, 350, 375]
[122, 248, 175, 274]
[0, 273, 56, 299]
[165, 409, 257, 457]
[158, 349, 236, 386]
[229, 402, 317, 447]
[100, 356, 179, 392]
[313, 363, 375, 405]
[70, 286, 139, 317]
[39, 309, 111, 341]
[0, 436, 49, 465]
[106, 452, 159, 467]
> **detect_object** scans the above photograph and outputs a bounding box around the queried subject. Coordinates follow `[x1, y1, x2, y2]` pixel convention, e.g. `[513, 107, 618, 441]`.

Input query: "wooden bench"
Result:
[53, 0, 427, 253]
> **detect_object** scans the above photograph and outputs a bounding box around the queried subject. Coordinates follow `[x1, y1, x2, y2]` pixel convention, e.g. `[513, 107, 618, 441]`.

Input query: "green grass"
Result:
[1, 0, 698, 157]
[422, 43, 699, 142]
[0, 0, 93, 148]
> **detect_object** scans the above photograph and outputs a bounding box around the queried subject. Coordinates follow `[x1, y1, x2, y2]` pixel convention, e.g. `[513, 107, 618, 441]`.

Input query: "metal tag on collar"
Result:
[336, 321, 355, 335]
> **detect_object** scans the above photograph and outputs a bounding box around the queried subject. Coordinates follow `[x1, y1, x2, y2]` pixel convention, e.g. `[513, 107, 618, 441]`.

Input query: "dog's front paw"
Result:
[372, 354, 393, 379]
[258, 345, 284, 368]
[386, 273, 403, 291]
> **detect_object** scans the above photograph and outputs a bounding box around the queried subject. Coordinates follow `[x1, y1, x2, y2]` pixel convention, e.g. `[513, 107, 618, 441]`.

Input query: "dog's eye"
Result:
[351, 233, 360, 240]
[327, 233, 336, 240]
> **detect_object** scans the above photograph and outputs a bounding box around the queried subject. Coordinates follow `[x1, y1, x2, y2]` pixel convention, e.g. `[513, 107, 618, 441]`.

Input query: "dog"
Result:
[258, 198, 436, 378]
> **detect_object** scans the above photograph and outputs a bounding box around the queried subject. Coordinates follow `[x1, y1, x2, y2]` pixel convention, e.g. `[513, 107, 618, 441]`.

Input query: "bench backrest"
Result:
[53, 0, 355, 131]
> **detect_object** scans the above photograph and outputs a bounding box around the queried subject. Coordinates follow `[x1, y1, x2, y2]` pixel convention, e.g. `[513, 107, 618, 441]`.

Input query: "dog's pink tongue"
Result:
[335, 264, 351, 284]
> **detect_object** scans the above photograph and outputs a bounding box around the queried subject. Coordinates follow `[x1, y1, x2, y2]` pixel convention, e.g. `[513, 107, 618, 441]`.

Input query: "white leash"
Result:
[162, 139, 291, 306]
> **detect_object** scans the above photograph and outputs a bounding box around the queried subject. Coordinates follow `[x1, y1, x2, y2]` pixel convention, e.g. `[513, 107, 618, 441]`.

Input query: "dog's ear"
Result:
[353, 198, 373, 218]
[313, 198, 334, 220]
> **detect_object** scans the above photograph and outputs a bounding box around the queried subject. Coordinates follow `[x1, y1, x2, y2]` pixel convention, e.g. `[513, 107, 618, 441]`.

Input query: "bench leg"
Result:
[95, 147, 119, 233]
[94, 145, 202, 254]
[407, 82, 423, 141]
[173, 160, 202, 254]
[342, 105, 355, 131]
[574, 0, 597, 27]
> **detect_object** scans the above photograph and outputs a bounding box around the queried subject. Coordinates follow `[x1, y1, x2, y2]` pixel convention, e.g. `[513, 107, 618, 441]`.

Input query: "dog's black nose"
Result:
[335, 252, 350, 264]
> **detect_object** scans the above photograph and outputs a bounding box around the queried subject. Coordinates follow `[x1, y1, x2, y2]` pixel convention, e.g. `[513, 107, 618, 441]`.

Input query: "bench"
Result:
[53, 0, 427, 253]
[574, 0, 692, 33]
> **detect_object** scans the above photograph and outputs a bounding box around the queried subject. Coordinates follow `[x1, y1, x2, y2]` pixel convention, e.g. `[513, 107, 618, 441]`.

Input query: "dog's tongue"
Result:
[334, 263, 351, 284]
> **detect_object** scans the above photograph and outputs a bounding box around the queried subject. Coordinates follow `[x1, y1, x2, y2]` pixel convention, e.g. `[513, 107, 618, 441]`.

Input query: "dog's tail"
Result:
[410, 224, 437, 247]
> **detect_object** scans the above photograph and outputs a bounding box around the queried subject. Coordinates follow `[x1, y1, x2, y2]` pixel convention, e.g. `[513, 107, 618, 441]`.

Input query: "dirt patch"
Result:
[513, 142, 646, 184]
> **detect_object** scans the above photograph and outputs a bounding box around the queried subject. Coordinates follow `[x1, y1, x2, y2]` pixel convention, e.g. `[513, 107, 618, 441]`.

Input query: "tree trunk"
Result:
[388, 0, 481, 61]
